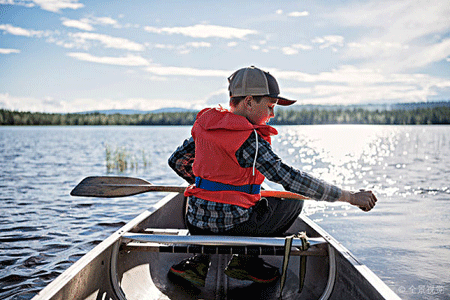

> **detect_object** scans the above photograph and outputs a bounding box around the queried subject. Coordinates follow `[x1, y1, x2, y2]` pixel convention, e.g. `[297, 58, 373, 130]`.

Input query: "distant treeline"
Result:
[273, 106, 450, 125]
[1, 106, 450, 126]
[0, 110, 197, 126]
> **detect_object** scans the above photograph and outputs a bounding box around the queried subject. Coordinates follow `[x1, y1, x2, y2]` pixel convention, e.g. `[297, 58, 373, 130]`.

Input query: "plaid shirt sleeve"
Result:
[168, 137, 196, 184]
[236, 132, 342, 202]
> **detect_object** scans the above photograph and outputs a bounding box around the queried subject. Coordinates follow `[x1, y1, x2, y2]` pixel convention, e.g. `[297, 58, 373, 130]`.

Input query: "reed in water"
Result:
[105, 145, 151, 172]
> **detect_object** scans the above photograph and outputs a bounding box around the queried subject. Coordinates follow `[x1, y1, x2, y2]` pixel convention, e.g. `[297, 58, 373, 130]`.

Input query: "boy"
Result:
[168, 66, 377, 286]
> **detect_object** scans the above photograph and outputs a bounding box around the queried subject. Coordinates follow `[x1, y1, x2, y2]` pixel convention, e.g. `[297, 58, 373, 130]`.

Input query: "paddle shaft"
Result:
[70, 176, 309, 200]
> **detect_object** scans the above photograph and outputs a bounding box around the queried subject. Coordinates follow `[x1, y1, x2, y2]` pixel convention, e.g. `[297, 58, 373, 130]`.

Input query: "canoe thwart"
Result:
[121, 242, 327, 256]
[123, 232, 325, 247]
[121, 231, 327, 256]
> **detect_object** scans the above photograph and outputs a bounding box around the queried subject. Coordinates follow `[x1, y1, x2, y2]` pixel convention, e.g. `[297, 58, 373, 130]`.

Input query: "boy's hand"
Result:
[340, 190, 378, 212]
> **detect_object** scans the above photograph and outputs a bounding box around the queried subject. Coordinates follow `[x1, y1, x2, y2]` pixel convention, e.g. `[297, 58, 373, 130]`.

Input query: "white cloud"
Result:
[144, 24, 257, 39]
[0, 93, 61, 113]
[333, 0, 450, 71]
[61, 16, 122, 31]
[227, 41, 238, 47]
[60, 16, 121, 31]
[61, 18, 94, 31]
[283, 87, 313, 94]
[332, 0, 450, 45]
[273, 65, 388, 84]
[293, 44, 312, 50]
[92, 17, 119, 27]
[312, 35, 344, 49]
[2, 0, 84, 12]
[150, 41, 211, 54]
[275, 9, 283, 15]
[397, 38, 450, 70]
[0, 48, 20, 54]
[185, 42, 211, 48]
[282, 47, 298, 55]
[282, 43, 312, 55]
[272, 65, 450, 104]
[0, 0, 34, 8]
[293, 84, 435, 105]
[288, 11, 309, 17]
[70, 97, 196, 112]
[204, 89, 229, 107]
[3, 63, 449, 112]
[347, 41, 409, 58]
[346, 36, 450, 72]
[141, 64, 449, 105]
[113, 97, 194, 111]
[0, 92, 194, 113]
[0, 92, 201, 113]
[0, 24, 44, 37]
[144, 65, 230, 77]
[154, 44, 174, 50]
[69, 32, 145, 51]
[67, 52, 150, 66]
[48, 37, 80, 49]
[30, 0, 83, 12]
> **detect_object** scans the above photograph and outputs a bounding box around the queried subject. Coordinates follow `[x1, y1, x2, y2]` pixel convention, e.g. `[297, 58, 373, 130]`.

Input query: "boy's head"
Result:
[228, 66, 296, 108]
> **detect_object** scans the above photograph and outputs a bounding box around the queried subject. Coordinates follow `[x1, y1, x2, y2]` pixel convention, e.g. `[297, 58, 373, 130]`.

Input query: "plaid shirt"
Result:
[168, 133, 342, 232]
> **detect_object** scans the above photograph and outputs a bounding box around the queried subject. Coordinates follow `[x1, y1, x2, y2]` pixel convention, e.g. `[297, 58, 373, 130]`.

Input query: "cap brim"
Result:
[276, 96, 296, 106]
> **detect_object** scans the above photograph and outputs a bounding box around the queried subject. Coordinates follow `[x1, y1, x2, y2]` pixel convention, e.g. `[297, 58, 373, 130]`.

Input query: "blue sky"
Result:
[1, 0, 450, 113]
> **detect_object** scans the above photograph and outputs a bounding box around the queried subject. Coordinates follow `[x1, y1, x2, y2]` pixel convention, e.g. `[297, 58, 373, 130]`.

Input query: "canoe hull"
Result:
[33, 192, 400, 300]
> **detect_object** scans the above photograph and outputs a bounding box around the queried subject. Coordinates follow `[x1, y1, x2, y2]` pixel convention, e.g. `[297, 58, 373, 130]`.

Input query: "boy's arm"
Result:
[168, 137, 196, 184]
[236, 134, 376, 211]
[236, 134, 341, 201]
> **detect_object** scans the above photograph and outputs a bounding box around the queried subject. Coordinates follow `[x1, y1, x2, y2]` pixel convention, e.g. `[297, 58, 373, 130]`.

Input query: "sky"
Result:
[1, 0, 450, 113]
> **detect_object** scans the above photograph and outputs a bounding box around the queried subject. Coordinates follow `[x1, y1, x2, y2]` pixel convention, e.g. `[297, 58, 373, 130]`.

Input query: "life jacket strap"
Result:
[195, 177, 261, 195]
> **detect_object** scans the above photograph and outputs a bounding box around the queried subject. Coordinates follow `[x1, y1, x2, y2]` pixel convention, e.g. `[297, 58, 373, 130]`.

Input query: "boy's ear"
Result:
[244, 96, 253, 109]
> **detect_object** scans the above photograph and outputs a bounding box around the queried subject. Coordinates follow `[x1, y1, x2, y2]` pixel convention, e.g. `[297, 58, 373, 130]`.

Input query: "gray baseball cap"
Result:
[228, 66, 296, 106]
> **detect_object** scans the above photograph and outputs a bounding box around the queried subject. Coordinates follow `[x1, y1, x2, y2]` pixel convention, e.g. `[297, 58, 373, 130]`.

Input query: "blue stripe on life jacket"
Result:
[195, 177, 261, 195]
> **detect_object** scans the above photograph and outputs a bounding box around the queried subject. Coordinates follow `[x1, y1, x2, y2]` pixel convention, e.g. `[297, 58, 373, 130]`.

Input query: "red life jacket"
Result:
[184, 107, 278, 208]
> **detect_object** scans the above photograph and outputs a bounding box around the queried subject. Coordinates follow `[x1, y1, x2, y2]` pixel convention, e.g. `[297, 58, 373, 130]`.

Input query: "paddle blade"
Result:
[70, 176, 155, 198]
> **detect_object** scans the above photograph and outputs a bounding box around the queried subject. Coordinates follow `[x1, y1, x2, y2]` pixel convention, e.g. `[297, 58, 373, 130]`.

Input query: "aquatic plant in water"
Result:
[105, 144, 151, 172]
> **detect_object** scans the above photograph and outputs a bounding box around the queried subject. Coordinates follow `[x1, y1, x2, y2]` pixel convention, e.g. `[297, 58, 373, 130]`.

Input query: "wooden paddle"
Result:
[70, 176, 309, 200]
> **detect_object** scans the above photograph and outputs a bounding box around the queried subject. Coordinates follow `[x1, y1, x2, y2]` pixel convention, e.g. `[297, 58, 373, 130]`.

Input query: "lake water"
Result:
[0, 125, 449, 300]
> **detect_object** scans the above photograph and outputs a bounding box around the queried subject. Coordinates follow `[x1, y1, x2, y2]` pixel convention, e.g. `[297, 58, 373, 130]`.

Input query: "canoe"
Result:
[32, 189, 400, 300]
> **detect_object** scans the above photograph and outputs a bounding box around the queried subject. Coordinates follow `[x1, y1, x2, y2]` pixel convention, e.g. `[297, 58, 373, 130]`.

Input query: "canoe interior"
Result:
[33, 192, 400, 300]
